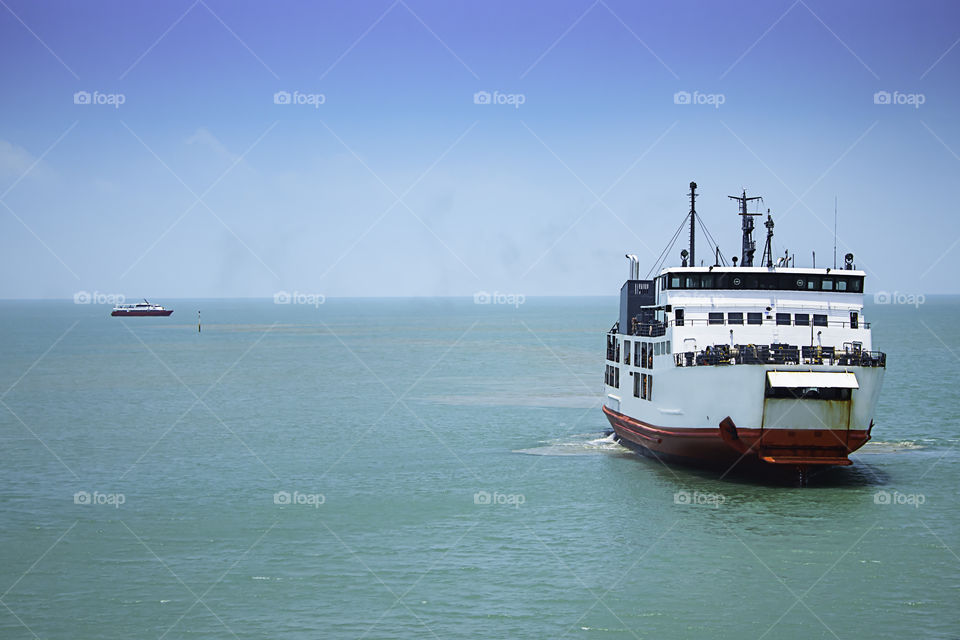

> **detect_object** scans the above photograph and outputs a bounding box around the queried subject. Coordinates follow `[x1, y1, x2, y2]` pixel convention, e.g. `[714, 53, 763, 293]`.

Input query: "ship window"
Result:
[654, 342, 660, 356]
[640, 342, 647, 369]
[837, 279, 848, 291]
[624, 340, 631, 365]
[665, 340, 671, 354]
[807, 279, 817, 290]
[821, 279, 833, 291]
[708, 312, 724, 325]
[701, 275, 714, 288]
[851, 278, 862, 292]
[776, 313, 791, 326]
[641, 373, 648, 400]
[675, 309, 684, 326]
[813, 314, 828, 327]
[747, 312, 763, 325]
[633, 373, 641, 398]
[728, 312, 743, 325]
[647, 344, 653, 369]
[685, 276, 698, 288]
[795, 313, 809, 326]
[670, 276, 681, 288]
[850, 311, 859, 329]
[648, 375, 653, 401]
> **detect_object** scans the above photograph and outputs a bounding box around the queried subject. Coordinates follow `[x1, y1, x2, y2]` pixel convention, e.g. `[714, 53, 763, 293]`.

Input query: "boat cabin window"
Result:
[661, 272, 864, 292]
[624, 340, 631, 365]
[728, 312, 743, 325]
[813, 314, 828, 327]
[708, 312, 724, 325]
[633, 373, 641, 398]
[675, 309, 684, 326]
[850, 311, 859, 329]
[747, 312, 763, 325]
[795, 313, 809, 326]
[776, 313, 791, 326]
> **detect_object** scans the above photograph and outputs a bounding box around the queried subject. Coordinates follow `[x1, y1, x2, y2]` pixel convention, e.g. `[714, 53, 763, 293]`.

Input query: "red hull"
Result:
[111, 310, 173, 316]
[602, 405, 871, 471]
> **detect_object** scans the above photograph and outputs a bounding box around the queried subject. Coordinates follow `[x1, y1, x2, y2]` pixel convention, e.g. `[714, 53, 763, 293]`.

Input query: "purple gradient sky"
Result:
[1, 0, 958, 298]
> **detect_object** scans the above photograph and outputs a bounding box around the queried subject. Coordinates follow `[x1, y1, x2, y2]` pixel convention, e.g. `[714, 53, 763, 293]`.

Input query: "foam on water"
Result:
[514, 431, 629, 456]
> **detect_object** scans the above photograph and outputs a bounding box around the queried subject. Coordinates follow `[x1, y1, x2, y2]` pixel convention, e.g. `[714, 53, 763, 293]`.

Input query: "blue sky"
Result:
[1, 0, 958, 299]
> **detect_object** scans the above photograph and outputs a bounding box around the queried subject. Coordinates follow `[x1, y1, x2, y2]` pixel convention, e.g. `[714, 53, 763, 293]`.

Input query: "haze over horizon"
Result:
[2, 1, 959, 300]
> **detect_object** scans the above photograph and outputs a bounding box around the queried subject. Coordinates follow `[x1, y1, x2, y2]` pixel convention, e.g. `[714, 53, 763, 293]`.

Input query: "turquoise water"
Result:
[1, 297, 958, 639]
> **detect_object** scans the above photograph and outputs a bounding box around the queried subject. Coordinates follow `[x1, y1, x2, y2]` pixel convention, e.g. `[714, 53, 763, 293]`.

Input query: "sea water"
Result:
[0, 297, 957, 638]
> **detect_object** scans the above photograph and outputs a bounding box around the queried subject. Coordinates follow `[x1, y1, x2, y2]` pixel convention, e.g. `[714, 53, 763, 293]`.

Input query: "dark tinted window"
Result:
[776, 313, 791, 326]
[728, 312, 743, 325]
[708, 312, 724, 325]
[661, 272, 865, 292]
[813, 314, 828, 327]
[795, 314, 809, 326]
[747, 312, 763, 325]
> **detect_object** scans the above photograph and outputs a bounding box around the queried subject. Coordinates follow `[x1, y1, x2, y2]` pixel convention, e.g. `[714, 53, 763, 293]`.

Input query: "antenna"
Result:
[728, 189, 762, 267]
[688, 182, 697, 267]
[833, 196, 838, 270]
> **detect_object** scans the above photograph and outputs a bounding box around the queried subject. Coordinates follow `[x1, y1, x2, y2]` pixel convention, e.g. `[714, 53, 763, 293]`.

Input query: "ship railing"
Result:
[674, 344, 886, 368]
[627, 322, 668, 337]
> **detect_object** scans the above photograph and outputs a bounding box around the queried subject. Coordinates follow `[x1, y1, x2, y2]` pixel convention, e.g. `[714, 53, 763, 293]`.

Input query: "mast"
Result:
[728, 189, 762, 266]
[688, 181, 697, 267]
[760, 209, 775, 267]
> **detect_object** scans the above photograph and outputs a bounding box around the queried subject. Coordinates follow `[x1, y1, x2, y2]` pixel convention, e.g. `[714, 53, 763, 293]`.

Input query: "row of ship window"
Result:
[603, 366, 653, 402]
[704, 312, 829, 326]
[663, 272, 863, 292]
[622, 339, 672, 367]
[633, 372, 652, 401]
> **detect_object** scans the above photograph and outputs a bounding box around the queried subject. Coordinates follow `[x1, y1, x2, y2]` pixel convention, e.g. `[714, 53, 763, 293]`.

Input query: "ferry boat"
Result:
[602, 182, 885, 484]
[111, 300, 174, 317]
